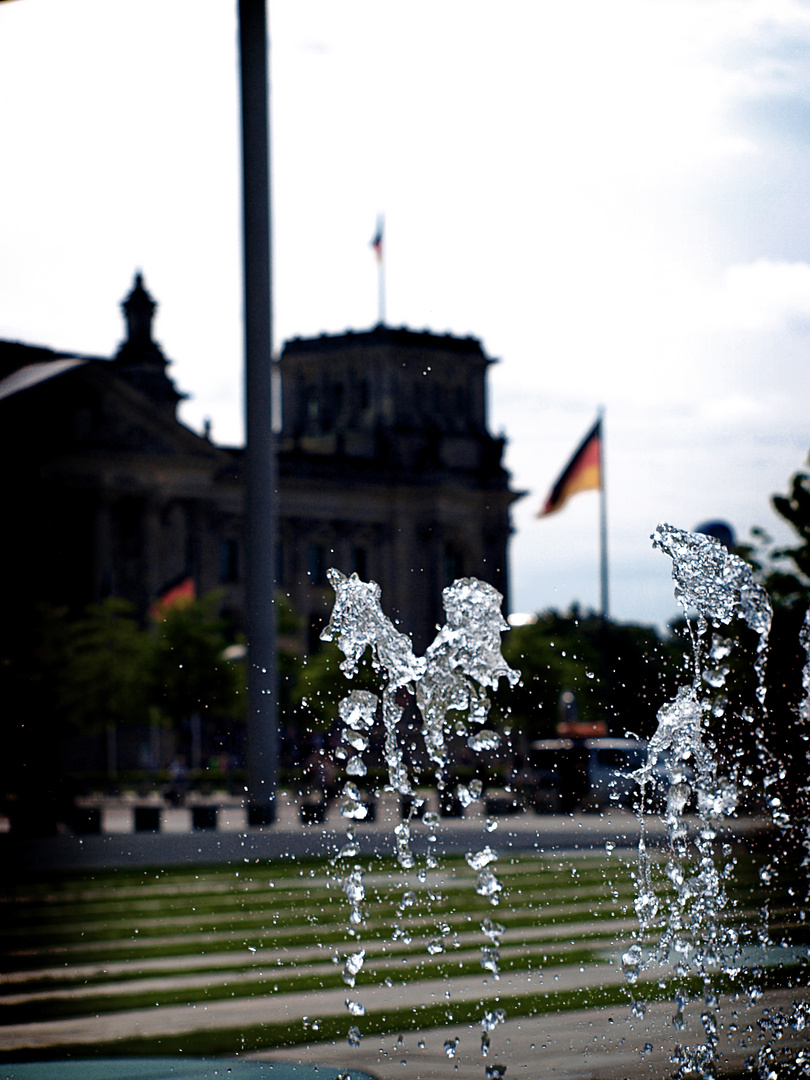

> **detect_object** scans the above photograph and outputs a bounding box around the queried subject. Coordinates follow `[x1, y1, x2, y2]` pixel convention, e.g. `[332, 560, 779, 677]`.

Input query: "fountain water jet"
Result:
[626, 524, 810, 1079]
[312, 531, 809, 1078]
[321, 569, 518, 1071]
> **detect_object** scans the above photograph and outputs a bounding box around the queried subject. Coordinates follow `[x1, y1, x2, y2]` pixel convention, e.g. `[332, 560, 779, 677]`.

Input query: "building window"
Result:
[219, 537, 239, 583]
[307, 544, 327, 586]
[306, 386, 319, 425]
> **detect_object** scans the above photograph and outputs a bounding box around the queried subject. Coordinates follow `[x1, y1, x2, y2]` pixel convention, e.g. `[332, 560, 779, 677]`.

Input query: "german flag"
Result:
[149, 576, 196, 620]
[539, 418, 602, 516]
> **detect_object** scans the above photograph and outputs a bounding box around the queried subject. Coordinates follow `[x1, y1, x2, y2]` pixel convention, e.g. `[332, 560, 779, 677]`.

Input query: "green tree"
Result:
[288, 640, 383, 735]
[1, 603, 87, 831]
[496, 609, 681, 745]
[150, 593, 245, 745]
[1, 598, 155, 830]
[751, 458, 810, 609]
[740, 454, 810, 807]
[58, 597, 154, 735]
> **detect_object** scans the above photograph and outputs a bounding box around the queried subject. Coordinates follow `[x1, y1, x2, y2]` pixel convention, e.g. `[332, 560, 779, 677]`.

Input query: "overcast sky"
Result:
[2, 0, 809, 631]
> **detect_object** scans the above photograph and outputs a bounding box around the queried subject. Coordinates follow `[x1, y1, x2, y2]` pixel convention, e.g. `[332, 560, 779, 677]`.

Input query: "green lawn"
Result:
[1, 843, 806, 1062]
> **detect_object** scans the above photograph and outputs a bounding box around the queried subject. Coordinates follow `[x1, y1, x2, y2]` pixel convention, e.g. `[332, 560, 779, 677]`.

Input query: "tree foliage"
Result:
[150, 593, 244, 726]
[58, 598, 155, 733]
[739, 454, 810, 805]
[495, 609, 682, 744]
[755, 460, 810, 610]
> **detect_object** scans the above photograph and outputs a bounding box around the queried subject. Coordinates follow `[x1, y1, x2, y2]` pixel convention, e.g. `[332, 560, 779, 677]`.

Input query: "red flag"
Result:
[150, 576, 196, 620]
[539, 418, 602, 516]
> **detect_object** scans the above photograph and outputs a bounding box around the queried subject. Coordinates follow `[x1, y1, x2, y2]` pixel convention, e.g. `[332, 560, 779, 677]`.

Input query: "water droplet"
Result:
[481, 919, 505, 948]
[346, 756, 367, 777]
[343, 948, 366, 984]
[443, 1038, 459, 1058]
[481, 945, 500, 976]
[466, 845, 498, 870]
[468, 729, 501, 752]
[343, 730, 369, 752]
[622, 943, 643, 984]
[481, 1008, 506, 1031]
[476, 868, 503, 903]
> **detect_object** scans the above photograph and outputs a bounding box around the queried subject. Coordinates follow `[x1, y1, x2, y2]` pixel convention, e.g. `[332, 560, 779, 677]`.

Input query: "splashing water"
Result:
[316, 532, 807, 1073]
[797, 606, 810, 920]
[342, 947, 365, 988]
[652, 523, 772, 698]
[321, 570, 518, 1064]
[444, 1036, 460, 1058]
[480, 1007, 507, 1057]
[801, 606, 810, 725]
[324, 570, 426, 806]
[626, 524, 776, 1078]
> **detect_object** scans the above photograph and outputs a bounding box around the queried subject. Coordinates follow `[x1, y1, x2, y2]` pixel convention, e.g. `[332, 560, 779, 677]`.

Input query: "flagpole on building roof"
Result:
[239, 0, 279, 825]
[372, 215, 385, 325]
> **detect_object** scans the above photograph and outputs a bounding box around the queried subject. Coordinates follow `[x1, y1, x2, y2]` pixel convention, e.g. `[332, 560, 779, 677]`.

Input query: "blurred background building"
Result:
[0, 274, 518, 779]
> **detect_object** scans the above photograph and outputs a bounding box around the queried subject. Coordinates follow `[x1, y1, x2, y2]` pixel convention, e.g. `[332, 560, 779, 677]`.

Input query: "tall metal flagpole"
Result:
[372, 215, 385, 325]
[239, 0, 278, 825]
[378, 256, 386, 326]
[598, 406, 609, 623]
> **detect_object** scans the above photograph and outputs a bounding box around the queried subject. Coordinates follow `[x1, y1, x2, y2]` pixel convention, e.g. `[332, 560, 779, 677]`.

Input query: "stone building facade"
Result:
[0, 276, 519, 655]
[278, 326, 518, 651]
[0, 275, 243, 642]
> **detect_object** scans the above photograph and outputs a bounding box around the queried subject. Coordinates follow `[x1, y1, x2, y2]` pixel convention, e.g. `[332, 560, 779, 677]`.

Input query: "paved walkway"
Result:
[250, 988, 810, 1080]
[1, 963, 607, 1052]
[5, 973, 808, 1078]
[6, 933, 805, 1070]
[0, 949, 723, 1055]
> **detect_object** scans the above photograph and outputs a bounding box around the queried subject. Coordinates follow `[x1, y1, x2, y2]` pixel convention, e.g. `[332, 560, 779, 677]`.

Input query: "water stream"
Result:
[626, 524, 809, 1079]
[315, 527, 809, 1078]
[321, 569, 518, 1072]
